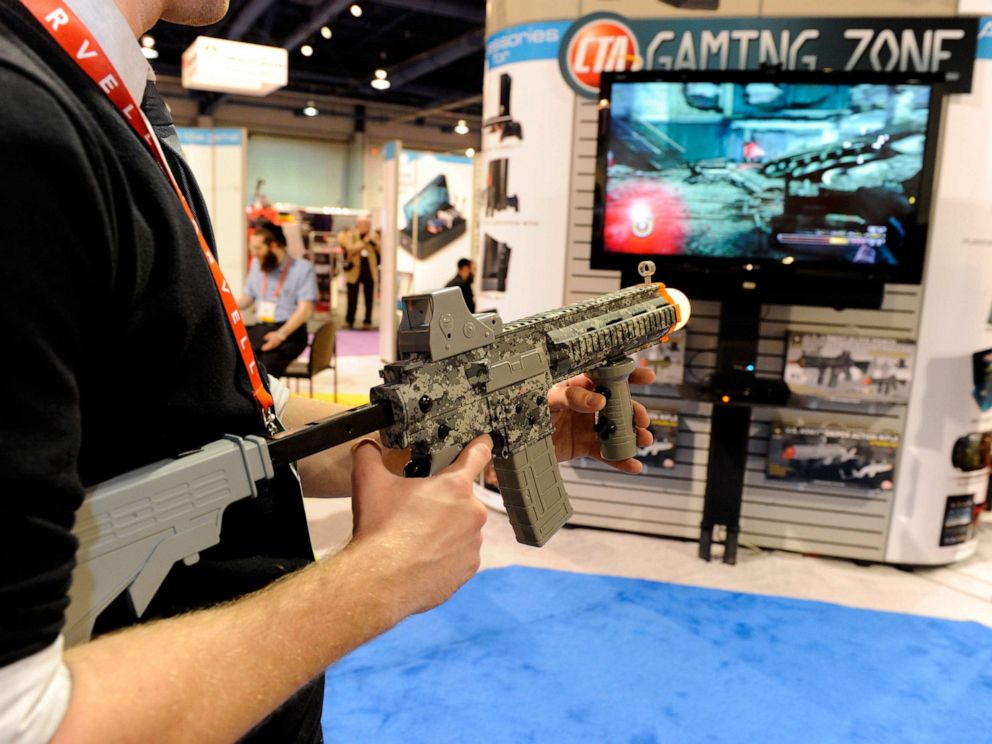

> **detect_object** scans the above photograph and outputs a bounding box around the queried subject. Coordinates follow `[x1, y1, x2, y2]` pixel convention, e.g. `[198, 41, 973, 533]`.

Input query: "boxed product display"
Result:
[632, 328, 686, 386]
[951, 431, 992, 472]
[941, 494, 981, 547]
[973, 348, 992, 411]
[634, 411, 679, 471]
[399, 174, 467, 259]
[766, 423, 900, 491]
[783, 332, 915, 403]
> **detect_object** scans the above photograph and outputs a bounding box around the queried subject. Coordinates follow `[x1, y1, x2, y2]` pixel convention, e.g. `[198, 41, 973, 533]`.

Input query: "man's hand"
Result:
[260, 331, 284, 351]
[548, 366, 656, 474]
[349, 435, 492, 617]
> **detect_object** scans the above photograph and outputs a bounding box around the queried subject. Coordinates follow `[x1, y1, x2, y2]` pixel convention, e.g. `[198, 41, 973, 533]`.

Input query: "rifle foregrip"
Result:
[493, 434, 573, 547]
[588, 357, 638, 461]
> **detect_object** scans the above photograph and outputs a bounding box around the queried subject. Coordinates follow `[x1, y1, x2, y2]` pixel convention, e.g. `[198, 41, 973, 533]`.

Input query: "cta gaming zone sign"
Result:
[559, 13, 978, 98]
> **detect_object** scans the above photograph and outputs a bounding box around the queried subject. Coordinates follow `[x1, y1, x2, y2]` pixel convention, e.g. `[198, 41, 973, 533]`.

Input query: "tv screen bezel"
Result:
[590, 69, 946, 298]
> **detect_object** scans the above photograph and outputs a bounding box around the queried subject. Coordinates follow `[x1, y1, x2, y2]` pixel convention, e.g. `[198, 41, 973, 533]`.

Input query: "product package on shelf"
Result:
[635, 411, 679, 472]
[766, 423, 900, 491]
[632, 328, 686, 387]
[973, 348, 992, 411]
[784, 332, 915, 403]
[951, 431, 992, 472]
[941, 494, 982, 547]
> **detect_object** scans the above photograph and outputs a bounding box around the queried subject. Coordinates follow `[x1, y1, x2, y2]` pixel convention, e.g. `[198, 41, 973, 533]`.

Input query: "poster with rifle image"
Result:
[784, 332, 915, 403]
[767, 423, 899, 491]
[635, 411, 679, 471]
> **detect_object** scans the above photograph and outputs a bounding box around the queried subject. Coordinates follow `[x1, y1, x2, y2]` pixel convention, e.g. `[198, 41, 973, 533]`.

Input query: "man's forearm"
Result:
[237, 294, 254, 311]
[278, 302, 313, 338]
[53, 541, 403, 744]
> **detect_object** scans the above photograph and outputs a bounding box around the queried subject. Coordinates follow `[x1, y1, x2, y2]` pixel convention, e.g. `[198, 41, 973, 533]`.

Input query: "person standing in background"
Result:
[445, 257, 476, 313]
[339, 216, 379, 329]
[238, 219, 317, 377]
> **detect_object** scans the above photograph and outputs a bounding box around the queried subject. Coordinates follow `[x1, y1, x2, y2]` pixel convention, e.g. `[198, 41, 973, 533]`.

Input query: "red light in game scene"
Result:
[566, 19, 640, 95]
[604, 179, 688, 254]
[783, 445, 797, 460]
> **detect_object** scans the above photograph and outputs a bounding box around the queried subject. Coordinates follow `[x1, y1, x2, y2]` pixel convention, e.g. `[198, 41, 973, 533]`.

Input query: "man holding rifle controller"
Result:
[0, 1, 683, 741]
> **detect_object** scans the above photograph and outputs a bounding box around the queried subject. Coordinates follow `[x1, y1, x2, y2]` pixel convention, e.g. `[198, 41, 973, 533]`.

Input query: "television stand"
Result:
[693, 297, 788, 564]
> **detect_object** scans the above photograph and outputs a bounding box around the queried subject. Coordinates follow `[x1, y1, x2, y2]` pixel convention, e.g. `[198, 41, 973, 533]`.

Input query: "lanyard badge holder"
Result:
[21, 0, 280, 436]
[258, 259, 293, 324]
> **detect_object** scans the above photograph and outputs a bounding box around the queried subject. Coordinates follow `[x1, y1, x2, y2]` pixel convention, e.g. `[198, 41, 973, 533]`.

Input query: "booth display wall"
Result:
[177, 127, 247, 298]
[379, 146, 476, 361]
[396, 150, 474, 294]
[380, 141, 402, 362]
[485, 0, 990, 564]
[247, 134, 351, 208]
[478, 26, 573, 320]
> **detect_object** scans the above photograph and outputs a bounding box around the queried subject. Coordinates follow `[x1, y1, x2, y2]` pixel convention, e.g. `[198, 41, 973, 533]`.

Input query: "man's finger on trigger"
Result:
[449, 434, 494, 477]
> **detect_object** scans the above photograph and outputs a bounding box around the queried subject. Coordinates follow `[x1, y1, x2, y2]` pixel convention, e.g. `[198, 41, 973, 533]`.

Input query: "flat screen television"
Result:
[591, 70, 944, 307]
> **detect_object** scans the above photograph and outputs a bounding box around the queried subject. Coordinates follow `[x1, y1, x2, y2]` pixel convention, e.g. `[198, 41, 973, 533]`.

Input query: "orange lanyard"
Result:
[261, 258, 293, 301]
[20, 0, 277, 426]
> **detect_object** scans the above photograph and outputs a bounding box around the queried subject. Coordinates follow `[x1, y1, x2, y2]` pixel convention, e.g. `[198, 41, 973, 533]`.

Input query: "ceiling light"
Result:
[454, 119, 469, 135]
[374, 68, 387, 80]
[465, 147, 475, 157]
[320, 25, 332, 39]
[141, 35, 155, 48]
[300, 44, 314, 57]
[303, 101, 319, 117]
[350, 3, 363, 16]
[370, 78, 391, 90]
[141, 47, 159, 59]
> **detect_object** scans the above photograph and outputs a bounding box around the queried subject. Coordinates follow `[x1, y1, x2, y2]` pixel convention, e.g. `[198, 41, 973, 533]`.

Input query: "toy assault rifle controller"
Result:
[66, 266, 690, 645]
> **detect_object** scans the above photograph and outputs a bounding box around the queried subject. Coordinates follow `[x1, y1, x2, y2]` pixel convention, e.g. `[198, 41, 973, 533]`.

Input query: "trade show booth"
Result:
[480, 0, 992, 566]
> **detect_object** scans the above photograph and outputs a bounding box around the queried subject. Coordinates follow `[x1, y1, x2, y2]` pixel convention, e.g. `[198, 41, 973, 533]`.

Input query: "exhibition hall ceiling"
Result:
[148, 0, 485, 124]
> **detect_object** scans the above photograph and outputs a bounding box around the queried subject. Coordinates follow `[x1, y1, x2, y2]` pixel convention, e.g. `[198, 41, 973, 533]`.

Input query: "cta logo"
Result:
[561, 14, 642, 98]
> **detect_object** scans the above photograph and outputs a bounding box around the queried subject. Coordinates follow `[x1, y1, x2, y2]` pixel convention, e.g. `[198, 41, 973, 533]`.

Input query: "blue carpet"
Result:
[322, 566, 992, 743]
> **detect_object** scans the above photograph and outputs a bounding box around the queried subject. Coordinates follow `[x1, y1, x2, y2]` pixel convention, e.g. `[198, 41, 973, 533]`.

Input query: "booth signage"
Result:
[558, 13, 979, 98]
[182, 36, 288, 96]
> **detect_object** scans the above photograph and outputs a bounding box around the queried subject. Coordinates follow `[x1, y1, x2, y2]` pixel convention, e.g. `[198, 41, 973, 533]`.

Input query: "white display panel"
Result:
[479, 22, 574, 321]
[886, 58, 992, 564]
[177, 128, 248, 299]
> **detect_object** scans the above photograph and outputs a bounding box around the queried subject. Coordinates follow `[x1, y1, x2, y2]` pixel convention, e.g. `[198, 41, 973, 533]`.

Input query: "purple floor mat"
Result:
[336, 329, 380, 357]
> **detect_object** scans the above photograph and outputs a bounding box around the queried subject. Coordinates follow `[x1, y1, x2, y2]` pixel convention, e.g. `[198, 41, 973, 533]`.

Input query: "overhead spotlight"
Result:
[374, 68, 387, 80]
[300, 44, 314, 57]
[454, 119, 469, 135]
[350, 3, 362, 16]
[303, 101, 319, 117]
[465, 147, 475, 157]
[320, 25, 332, 39]
[140, 35, 158, 59]
[370, 78, 391, 90]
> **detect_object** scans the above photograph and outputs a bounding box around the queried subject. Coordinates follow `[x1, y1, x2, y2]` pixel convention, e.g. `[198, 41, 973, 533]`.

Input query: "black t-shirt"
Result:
[445, 274, 476, 313]
[0, 6, 322, 741]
